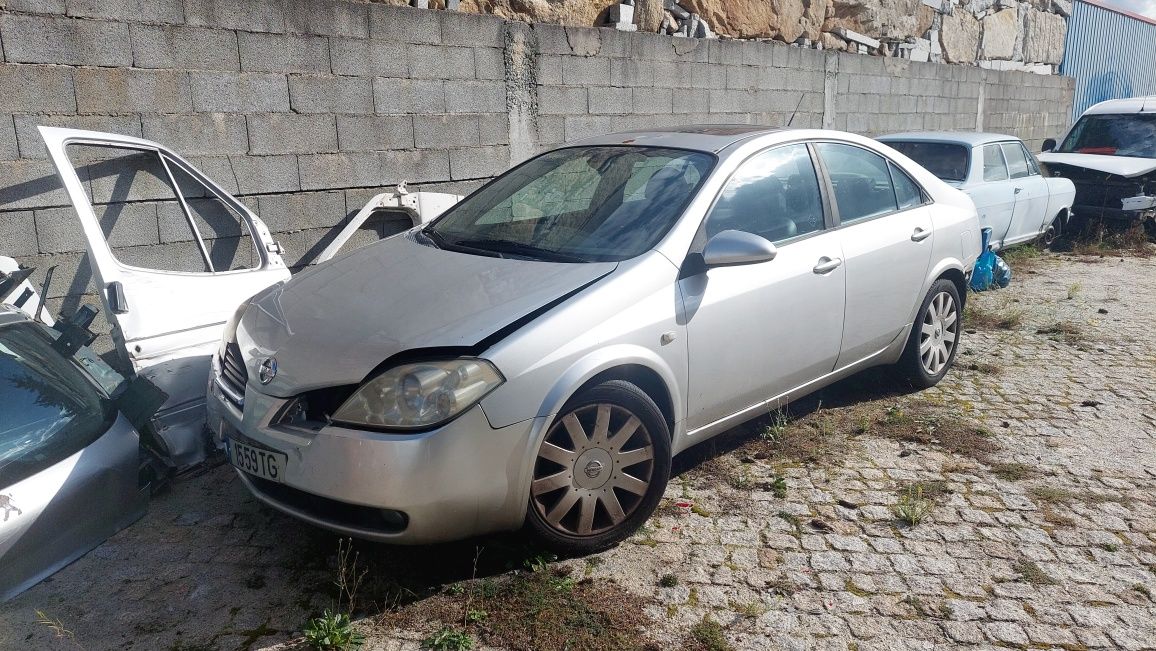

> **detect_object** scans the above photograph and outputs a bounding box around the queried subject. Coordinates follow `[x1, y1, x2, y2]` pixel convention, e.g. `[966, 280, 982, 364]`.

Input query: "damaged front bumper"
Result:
[205, 355, 538, 544]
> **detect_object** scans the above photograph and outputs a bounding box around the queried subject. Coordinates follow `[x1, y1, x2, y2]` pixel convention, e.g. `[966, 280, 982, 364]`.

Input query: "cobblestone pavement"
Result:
[2, 252, 1154, 650]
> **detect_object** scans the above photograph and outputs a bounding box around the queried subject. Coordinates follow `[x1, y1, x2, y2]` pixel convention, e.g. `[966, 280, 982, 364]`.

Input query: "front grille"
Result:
[247, 475, 408, 534]
[218, 342, 247, 407]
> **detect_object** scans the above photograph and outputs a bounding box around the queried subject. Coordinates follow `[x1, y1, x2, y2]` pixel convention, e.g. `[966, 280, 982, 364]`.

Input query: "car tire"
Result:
[525, 380, 671, 554]
[898, 279, 962, 389]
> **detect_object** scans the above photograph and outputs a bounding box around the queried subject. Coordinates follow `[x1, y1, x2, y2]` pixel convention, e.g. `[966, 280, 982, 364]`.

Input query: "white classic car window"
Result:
[1001, 143, 1031, 179]
[982, 144, 1009, 182]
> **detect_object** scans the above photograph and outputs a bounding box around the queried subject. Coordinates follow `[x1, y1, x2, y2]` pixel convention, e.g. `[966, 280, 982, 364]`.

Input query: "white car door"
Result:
[681, 144, 845, 434]
[40, 127, 291, 468]
[977, 143, 1018, 248]
[1002, 141, 1052, 244]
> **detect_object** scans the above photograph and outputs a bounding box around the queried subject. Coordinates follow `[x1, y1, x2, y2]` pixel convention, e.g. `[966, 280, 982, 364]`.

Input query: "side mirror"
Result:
[1042, 138, 1056, 153]
[702, 230, 778, 267]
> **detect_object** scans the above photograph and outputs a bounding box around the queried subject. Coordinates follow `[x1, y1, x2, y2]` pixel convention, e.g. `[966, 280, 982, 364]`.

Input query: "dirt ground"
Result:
[2, 250, 1154, 651]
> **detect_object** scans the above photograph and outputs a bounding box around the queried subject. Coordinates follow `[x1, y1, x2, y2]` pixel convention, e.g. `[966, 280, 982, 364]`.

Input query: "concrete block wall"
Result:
[0, 0, 1073, 350]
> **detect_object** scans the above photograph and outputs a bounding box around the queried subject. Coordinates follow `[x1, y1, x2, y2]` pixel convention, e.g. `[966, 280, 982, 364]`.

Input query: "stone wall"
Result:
[0, 1, 1072, 348]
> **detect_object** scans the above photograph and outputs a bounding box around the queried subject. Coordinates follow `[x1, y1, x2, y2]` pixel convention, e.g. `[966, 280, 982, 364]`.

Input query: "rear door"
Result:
[1001, 141, 1051, 243]
[40, 127, 291, 468]
[814, 142, 935, 367]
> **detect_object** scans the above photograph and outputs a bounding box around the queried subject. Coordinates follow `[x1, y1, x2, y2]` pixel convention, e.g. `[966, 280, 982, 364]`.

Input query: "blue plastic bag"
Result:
[992, 253, 1012, 288]
[970, 228, 995, 291]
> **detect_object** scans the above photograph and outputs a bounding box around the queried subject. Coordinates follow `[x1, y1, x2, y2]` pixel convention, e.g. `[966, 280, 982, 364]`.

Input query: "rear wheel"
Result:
[898, 279, 962, 389]
[526, 380, 671, 554]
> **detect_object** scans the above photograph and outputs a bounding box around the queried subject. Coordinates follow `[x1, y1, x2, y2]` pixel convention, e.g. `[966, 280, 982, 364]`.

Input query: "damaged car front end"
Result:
[1040, 100, 1156, 230]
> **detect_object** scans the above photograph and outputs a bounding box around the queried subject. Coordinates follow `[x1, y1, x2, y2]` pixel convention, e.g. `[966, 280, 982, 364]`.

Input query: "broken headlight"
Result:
[331, 359, 504, 430]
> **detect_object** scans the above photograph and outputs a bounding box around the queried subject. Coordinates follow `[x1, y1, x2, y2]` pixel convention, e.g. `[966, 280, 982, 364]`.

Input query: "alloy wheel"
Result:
[919, 291, 958, 376]
[530, 403, 655, 537]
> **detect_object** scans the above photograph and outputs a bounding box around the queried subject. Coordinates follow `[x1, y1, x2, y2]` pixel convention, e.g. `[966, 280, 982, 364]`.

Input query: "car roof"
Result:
[1083, 96, 1156, 115]
[570, 125, 792, 153]
[877, 131, 1021, 147]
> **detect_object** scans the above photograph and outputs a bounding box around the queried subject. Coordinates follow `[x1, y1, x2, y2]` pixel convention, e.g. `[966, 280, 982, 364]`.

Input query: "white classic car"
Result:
[879, 132, 1076, 250]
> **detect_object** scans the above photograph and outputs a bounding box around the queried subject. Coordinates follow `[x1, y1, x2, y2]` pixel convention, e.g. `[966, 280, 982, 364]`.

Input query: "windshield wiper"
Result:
[448, 238, 589, 263]
[421, 229, 503, 258]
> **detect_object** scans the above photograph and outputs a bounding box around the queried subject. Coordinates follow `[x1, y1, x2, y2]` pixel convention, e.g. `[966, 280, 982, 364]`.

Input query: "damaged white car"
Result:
[1039, 96, 1156, 231]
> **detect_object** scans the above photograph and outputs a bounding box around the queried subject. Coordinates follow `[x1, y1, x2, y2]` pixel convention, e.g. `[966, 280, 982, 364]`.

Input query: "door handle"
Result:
[1014, 187, 1023, 194]
[813, 257, 842, 274]
[911, 227, 932, 242]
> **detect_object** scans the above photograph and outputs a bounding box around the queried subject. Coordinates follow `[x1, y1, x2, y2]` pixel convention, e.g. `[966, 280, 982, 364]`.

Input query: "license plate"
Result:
[228, 438, 288, 483]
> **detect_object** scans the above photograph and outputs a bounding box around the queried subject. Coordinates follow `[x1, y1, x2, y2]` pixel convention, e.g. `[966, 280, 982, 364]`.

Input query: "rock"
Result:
[1024, 7, 1065, 63]
[940, 10, 980, 63]
[679, 0, 828, 42]
[820, 31, 847, 50]
[981, 9, 1018, 60]
[634, 0, 665, 32]
[825, 0, 935, 40]
[1097, 308, 1109, 314]
[1052, 0, 1072, 16]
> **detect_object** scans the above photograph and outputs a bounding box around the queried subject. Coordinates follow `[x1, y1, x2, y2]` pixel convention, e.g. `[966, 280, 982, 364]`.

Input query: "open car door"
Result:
[313, 184, 461, 264]
[40, 127, 291, 469]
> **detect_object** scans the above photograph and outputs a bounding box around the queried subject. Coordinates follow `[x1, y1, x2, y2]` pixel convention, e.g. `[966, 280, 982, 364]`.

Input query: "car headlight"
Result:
[331, 359, 504, 430]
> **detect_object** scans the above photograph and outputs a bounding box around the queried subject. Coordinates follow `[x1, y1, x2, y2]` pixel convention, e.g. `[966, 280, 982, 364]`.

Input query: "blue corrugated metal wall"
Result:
[1062, 0, 1156, 120]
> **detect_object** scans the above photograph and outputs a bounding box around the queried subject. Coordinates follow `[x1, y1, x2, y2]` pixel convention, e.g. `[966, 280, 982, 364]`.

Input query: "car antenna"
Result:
[786, 93, 807, 127]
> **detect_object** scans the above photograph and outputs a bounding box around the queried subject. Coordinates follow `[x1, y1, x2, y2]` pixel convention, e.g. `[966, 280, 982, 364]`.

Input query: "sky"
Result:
[1101, 0, 1156, 19]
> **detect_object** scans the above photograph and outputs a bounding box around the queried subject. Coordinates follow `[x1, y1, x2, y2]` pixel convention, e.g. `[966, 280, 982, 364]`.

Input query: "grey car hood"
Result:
[1038, 152, 1156, 178]
[239, 232, 617, 396]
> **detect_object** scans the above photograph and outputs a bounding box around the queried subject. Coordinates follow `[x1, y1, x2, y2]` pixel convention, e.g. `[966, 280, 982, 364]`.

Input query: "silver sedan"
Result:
[206, 126, 981, 552]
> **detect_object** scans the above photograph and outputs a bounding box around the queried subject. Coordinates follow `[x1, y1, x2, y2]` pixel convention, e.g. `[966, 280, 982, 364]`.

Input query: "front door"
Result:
[814, 142, 935, 366]
[40, 127, 292, 468]
[1002, 141, 1051, 243]
[681, 143, 845, 433]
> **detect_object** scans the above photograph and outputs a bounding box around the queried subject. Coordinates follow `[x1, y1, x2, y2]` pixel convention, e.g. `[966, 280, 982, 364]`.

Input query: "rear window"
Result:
[882, 141, 970, 182]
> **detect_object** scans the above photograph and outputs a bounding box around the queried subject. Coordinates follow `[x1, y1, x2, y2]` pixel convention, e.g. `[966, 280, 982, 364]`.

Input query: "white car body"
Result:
[880, 132, 1076, 250]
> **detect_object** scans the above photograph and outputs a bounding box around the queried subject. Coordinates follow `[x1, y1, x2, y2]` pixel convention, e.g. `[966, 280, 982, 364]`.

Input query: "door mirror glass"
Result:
[1042, 138, 1057, 153]
[702, 229, 778, 267]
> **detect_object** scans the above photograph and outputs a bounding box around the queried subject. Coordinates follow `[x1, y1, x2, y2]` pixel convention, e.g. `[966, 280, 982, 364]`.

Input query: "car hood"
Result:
[238, 233, 617, 396]
[1038, 153, 1156, 178]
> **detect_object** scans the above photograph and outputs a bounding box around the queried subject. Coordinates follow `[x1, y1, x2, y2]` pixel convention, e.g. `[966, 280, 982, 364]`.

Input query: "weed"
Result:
[1041, 506, 1075, 527]
[335, 538, 367, 614]
[1001, 243, 1043, 267]
[35, 610, 75, 644]
[1029, 485, 1077, 504]
[1134, 583, 1153, 600]
[1037, 321, 1085, 345]
[659, 574, 679, 588]
[767, 578, 796, 597]
[762, 410, 789, 442]
[768, 475, 788, 498]
[446, 584, 466, 596]
[1100, 542, 1120, 552]
[965, 303, 1024, 330]
[876, 405, 1000, 464]
[776, 511, 800, 529]
[465, 609, 488, 624]
[965, 361, 1002, 375]
[894, 485, 934, 526]
[421, 627, 474, 651]
[728, 468, 752, 490]
[523, 552, 557, 573]
[988, 462, 1036, 481]
[729, 600, 767, 618]
[690, 503, 711, 518]
[1012, 559, 1058, 585]
[689, 616, 733, 651]
[303, 610, 364, 651]
[1067, 282, 1082, 299]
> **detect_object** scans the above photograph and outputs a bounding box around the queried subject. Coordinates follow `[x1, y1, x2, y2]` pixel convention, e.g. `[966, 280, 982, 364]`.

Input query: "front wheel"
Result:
[897, 279, 962, 389]
[526, 380, 671, 554]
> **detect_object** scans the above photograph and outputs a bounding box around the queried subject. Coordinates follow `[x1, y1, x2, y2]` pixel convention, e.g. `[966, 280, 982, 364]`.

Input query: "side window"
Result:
[1001, 143, 1031, 179]
[982, 144, 1009, 181]
[0, 323, 114, 487]
[705, 144, 824, 243]
[889, 162, 924, 210]
[65, 144, 260, 273]
[1019, 143, 1041, 176]
[815, 143, 897, 223]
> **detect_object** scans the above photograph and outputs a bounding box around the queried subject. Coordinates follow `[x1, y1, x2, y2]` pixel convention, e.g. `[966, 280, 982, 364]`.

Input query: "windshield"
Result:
[1, 322, 115, 487]
[1058, 113, 1156, 158]
[882, 141, 970, 182]
[426, 146, 715, 262]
